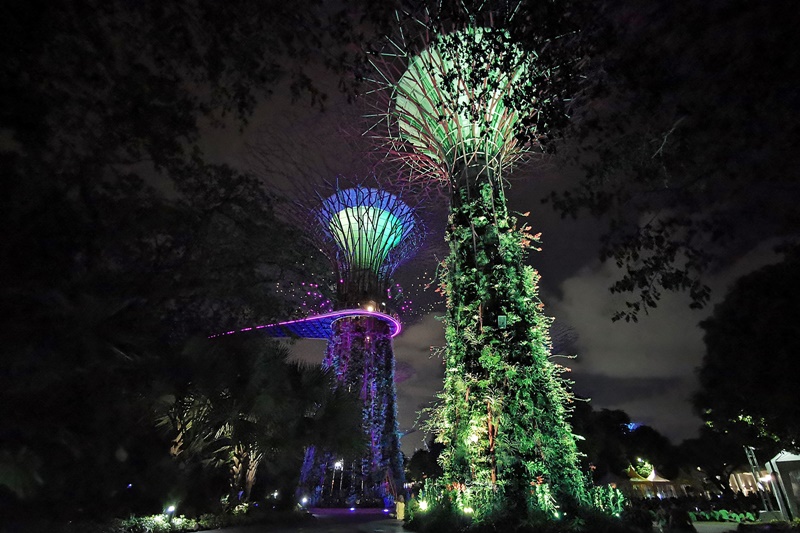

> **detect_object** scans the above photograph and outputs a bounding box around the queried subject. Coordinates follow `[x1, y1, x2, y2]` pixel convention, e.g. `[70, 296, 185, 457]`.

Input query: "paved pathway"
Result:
[692, 523, 740, 533]
[204, 508, 405, 533]
[207, 508, 745, 533]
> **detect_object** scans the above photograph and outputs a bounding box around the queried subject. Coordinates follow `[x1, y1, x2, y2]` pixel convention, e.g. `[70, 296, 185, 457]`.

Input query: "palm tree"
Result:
[154, 336, 364, 509]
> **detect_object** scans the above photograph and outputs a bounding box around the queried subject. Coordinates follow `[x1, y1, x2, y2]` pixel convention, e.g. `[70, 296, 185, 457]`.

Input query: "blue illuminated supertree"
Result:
[214, 178, 424, 506]
[305, 183, 425, 506]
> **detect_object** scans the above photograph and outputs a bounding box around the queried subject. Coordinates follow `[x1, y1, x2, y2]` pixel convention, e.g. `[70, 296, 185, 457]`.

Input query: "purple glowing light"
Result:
[209, 309, 402, 340]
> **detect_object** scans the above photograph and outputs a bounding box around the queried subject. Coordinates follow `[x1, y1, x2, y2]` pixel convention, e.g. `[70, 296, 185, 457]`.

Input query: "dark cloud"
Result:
[571, 372, 684, 405]
[393, 313, 446, 453]
[548, 240, 783, 443]
[394, 360, 416, 383]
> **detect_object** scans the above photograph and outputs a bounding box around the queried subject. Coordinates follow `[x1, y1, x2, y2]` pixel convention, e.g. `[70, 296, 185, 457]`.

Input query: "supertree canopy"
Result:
[371, 23, 553, 186]
[392, 26, 536, 179]
[314, 186, 422, 309]
[367, 15, 616, 522]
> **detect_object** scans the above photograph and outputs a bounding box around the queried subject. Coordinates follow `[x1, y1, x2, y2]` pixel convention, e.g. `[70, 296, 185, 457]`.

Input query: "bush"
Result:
[5, 506, 313, 533]
[688, 509, 757, 523]
[618, 504, 653, 532]
[406, 498, 639, 533]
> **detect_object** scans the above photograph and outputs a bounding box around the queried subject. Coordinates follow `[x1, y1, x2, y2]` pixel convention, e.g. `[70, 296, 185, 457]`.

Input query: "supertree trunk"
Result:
[299, 316, 404, 505]
[435, 160, 588, 515]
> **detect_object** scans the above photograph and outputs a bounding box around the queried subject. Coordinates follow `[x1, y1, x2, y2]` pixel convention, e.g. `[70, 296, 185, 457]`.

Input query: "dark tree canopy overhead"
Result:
[1, 0, 406, 182]
[1, 0, 385, 519]
[547, 0, 800, 320]
[2, 0, 393, 336]
[693, 249, 800, 452]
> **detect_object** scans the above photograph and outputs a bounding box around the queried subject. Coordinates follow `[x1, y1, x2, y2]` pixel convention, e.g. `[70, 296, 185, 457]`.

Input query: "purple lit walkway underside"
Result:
[209, 309, 402, 339]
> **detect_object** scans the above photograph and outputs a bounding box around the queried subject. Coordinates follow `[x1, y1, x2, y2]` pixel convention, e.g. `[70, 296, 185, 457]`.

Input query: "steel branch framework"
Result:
[365, 22, 552, 188]
[312, 184, 424, 309]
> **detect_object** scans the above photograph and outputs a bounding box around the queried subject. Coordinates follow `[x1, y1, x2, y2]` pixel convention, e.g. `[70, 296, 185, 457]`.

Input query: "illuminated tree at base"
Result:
[370, 24, 600, 518]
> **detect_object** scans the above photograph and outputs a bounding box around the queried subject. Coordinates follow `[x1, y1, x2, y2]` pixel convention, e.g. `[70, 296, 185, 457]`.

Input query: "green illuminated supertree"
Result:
[368, 15, 596, 520]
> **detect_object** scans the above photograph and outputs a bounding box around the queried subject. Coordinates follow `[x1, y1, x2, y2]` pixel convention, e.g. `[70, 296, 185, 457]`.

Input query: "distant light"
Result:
[350, 507, 356, 512]
[463, 506, 473, 514]
[167, 505, 175, 513]
[301, 497, 308, 505]
[127, 483, 133, 488]
[383, 508, 389, 513]
[419, 501, 428, 511]
[334, 460, 343, 470]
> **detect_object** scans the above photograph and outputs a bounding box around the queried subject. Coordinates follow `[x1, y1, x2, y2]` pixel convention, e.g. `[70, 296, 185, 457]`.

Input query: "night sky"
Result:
[194, 1, 794, 456]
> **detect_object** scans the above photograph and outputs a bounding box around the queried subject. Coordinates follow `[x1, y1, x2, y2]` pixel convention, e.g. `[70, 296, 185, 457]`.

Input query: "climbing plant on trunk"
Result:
[424, 162, 589, 519]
